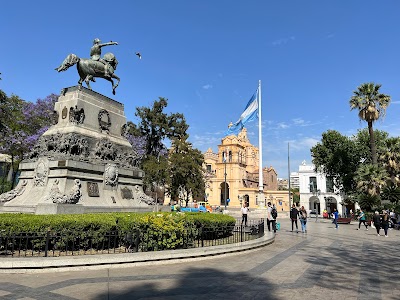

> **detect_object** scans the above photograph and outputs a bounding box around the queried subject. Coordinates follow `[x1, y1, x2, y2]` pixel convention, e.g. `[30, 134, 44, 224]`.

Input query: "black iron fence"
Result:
[0, 219, 264, 258]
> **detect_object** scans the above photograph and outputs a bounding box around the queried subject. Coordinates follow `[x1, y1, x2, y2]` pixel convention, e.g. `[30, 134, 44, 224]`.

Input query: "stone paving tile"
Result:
[1, 218, 400, 299]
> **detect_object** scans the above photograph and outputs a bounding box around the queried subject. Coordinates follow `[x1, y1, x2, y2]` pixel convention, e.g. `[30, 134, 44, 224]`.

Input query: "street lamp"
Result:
[223, 150, 227, 211]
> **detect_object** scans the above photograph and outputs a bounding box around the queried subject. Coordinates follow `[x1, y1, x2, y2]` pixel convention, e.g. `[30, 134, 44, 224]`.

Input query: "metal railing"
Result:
[0, 219, 264, 258]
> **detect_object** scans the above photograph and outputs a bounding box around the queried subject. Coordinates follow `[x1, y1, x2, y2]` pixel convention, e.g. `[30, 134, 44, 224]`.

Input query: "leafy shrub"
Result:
[0, 212, 236, 253]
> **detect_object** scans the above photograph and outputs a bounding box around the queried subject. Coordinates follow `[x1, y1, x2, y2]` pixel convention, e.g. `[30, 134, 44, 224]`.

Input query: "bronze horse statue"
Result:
[55, 52, 120, 95]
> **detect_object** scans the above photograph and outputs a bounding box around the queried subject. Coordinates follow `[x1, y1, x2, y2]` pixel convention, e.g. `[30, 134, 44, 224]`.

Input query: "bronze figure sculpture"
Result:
[55, 38, 120, 95]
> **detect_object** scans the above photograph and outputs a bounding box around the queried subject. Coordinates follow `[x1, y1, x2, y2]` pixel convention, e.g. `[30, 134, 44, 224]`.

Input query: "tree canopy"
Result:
[0, 91, 57, 187]
[128, 97, 204, 202]
[312, 127, 400, 210]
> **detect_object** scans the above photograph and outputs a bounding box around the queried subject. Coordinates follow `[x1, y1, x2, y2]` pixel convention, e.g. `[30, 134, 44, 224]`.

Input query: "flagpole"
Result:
[258, 80, 265, 207]
[288, 142, 291, 210]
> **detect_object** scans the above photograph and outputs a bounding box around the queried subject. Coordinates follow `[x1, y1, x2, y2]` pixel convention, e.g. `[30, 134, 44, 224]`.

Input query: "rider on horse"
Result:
[90, 38, 118, 77]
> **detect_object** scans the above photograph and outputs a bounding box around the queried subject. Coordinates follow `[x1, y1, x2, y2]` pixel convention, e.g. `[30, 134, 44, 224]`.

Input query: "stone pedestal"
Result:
[0, 86, 154, 214]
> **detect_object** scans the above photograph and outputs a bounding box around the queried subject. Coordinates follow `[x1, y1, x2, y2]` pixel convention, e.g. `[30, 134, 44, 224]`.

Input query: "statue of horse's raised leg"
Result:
[111, 73, 120, 95]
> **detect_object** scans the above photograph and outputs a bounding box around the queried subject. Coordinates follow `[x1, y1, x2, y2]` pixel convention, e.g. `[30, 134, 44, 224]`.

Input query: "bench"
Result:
[337, 217, 352, 224]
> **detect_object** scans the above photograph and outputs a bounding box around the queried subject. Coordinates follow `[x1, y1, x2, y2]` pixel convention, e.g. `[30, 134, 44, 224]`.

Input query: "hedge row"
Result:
[0, 212, 236, 252]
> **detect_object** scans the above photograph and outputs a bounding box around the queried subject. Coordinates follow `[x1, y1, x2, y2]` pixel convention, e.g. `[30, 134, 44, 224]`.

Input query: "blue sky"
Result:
[1, 1, 400, 178]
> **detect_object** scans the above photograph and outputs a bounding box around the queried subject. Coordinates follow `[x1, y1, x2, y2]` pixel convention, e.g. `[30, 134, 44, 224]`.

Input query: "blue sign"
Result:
[227, 198, 230, 203]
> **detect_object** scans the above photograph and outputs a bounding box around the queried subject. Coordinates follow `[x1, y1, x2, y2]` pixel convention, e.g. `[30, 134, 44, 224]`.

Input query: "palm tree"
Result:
[349, 83, 391, 165]
[379, 137, 400, 184]
[354, 163, 388, 197]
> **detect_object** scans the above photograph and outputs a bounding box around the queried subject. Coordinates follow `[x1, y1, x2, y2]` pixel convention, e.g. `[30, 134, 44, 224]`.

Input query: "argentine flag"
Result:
[225, 88, 259, 136]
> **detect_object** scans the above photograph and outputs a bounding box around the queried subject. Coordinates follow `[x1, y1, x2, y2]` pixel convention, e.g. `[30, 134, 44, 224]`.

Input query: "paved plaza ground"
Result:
[0, 216, 399, 300]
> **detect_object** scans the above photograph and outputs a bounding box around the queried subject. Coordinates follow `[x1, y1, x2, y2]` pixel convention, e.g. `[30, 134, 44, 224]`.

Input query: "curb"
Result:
[0, 232, 275, 273]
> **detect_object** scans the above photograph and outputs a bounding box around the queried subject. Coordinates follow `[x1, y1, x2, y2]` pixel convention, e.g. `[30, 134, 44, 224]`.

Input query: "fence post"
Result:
[240, 224, 243, 242]
[44, 230, 50, 257]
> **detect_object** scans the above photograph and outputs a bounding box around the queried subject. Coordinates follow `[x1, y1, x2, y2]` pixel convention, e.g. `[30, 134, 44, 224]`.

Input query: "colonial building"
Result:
[298, 161, 356, 216]
[203, 128, 289, 210]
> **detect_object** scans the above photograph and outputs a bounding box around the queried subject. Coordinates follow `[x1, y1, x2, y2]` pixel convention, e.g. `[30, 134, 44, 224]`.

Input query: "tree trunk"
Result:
[368, 121, 377, 165]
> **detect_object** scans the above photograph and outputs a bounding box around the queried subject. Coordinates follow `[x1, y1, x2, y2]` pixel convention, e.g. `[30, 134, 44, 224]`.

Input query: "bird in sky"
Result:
[135, 52, 142, 59]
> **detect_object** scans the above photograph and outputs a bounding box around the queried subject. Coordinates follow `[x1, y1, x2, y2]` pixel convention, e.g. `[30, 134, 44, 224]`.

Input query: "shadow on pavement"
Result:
[93, 267, 278, 300]
[301, 231, 400, 300]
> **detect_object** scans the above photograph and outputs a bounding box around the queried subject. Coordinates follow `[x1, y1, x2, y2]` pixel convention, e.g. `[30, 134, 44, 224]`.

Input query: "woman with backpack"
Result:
[357, 209, 368, 231]
[299, 206, 308, 233]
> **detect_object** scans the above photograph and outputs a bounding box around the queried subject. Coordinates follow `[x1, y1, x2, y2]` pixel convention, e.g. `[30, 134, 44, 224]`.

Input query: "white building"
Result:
[290, 172, 299, 189]
[298, 161, 354, 217]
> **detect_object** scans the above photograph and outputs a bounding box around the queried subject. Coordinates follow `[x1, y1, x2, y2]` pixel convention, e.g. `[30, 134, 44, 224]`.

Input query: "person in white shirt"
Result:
[241, 203, 249, 226]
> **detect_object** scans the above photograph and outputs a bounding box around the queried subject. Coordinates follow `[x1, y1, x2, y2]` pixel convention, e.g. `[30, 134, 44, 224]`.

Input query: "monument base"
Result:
[0, 87, 155, 214]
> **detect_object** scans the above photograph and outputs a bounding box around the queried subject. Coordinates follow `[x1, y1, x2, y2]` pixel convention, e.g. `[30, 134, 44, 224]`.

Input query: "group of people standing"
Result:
[289, 204, 308, 233]
[371, 209, 391, 237]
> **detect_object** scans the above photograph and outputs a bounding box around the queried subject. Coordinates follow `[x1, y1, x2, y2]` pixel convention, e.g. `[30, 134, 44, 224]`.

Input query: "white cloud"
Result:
[277, 122, 289, 129]
[202, 84, 213, 90]
[391, 100, 400, 104]
[271, 36, 295, 46]
[292, 118, 305, 125]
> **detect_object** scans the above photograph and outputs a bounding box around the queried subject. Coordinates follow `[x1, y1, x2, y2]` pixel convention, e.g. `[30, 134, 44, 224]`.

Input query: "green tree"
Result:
[168, 136, 205, 205]
[130, 98, 188, 158]
[379, 137, 400, 185]
[349, 83, 391, 165]
[355, 128, 388, 165]
[354, 163, 388, 201]
[0, 93, 57, 188]
[311, 130, 361, 195]
[0, 94, 26, 187]
[130, 97, 205, 203]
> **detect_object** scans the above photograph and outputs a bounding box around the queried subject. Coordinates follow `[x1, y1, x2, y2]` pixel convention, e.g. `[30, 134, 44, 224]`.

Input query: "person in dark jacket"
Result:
[372, 211, 381, 236]
[381, 210, 390, 237]
[290, 204, 299, 233]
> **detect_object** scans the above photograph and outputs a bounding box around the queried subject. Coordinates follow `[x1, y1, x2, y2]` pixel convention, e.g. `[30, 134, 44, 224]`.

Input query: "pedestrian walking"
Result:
[290, 204, 299, 232]
[357, 208, 368, 230]
[372, 211, 381, 236]
[299, 206, 308, 233]
[267, 202, 277, 233]
[241, 203, 249, 227]
[332, 208, 339, 229]
[381, 210, 390, 237]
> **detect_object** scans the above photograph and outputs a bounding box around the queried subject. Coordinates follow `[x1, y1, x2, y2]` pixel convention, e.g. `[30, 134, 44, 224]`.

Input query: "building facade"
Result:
[298, 161, 356, 216]
[290, 172, 300, 189]
[203, 128, 289, 210]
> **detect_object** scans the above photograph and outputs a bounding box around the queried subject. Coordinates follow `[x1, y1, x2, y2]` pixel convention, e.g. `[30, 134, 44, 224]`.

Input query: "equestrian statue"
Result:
[55, 38, 120, 95]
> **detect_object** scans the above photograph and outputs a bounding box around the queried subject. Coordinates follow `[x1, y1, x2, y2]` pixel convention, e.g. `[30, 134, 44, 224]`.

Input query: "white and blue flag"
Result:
[225, 88, 259, 135]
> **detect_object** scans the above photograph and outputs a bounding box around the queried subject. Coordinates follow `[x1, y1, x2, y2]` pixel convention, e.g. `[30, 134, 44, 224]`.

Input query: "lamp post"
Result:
[224, 150, 227, 211]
